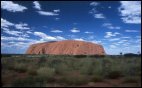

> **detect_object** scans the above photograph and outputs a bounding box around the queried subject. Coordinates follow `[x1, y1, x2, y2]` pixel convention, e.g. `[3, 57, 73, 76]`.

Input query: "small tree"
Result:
[120, 52, 122, 55]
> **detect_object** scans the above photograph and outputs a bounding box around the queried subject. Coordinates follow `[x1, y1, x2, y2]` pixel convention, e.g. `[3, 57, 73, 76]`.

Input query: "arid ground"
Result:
[1, 55, 141, 87]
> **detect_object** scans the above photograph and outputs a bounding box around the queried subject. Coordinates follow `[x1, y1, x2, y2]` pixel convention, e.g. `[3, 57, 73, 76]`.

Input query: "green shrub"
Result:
[79, 59, 94, 75]
[1, 58, 16, 70]
[92, 60, 103, 76]
[122, 60, 141, 76]
[13, 63, 27, 73]
[38, 57, 46, 63]
[37, 67, 55, 82]
[55, 63, 72, 75]
[1, 55, 141, 87]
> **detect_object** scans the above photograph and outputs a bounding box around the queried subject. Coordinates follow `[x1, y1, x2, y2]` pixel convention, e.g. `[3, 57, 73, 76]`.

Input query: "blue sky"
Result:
[1, 1, 141, 55]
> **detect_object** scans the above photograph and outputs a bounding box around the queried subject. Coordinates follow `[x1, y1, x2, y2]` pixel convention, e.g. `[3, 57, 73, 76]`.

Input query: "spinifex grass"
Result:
[1, 55, 141, 87]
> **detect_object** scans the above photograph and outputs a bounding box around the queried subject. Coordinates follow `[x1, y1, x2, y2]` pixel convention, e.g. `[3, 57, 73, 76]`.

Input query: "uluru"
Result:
[26, 40, 105, 55]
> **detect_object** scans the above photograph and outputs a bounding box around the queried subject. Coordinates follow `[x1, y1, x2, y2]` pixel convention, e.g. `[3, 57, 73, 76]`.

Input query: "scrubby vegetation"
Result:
[1, 54, 141, 87]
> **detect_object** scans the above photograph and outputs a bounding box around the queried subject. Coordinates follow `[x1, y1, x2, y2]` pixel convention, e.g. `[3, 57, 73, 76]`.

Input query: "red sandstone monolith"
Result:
[26, 40, 105, 55]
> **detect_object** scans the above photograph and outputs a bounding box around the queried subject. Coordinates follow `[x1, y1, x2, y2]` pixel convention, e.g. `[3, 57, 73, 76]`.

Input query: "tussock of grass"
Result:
[1, 55, 141, 87]
[13, 63, 27, 73]
[37, 67, 55, 82]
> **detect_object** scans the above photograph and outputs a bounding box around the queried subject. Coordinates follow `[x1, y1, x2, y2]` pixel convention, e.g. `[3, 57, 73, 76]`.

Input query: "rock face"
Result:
[26, 40, 105, 55]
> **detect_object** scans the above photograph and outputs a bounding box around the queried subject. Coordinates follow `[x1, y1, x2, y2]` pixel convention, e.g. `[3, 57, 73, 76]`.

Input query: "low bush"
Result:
[37, 67, 55, 82]
[13, 63, 27, 73]
[79, 59, 94, 75]
[1, 55, 141, 87]
[55, 63, 70, 75]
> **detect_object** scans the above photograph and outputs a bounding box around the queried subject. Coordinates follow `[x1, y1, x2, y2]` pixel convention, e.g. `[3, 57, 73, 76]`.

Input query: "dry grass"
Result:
[1, 55, 141, 87]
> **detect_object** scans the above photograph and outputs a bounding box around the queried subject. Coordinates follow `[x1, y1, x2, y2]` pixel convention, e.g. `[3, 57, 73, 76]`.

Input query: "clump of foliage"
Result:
[1, 55, 141, 87]
[13, 63, 27, 73]
[37, 67, 55, 82]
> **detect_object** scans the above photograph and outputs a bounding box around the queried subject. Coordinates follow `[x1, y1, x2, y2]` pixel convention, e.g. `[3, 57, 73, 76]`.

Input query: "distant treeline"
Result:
[123, 53, 141, 57]
[1, 54, 104, 58]
[1, 53, 141, 58]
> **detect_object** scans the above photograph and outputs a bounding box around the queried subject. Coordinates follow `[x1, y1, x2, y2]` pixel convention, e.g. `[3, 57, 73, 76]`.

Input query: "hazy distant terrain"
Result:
[1, 55, 141, 87]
